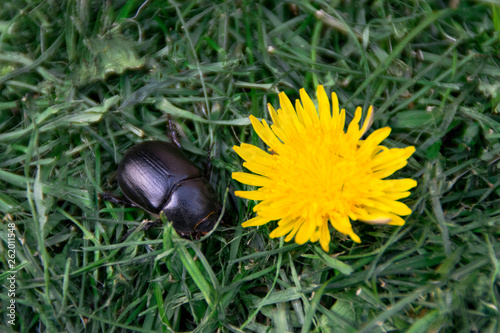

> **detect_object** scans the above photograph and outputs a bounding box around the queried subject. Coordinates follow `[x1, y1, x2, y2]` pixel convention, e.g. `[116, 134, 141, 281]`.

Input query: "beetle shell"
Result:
[117, 141, 219, 234]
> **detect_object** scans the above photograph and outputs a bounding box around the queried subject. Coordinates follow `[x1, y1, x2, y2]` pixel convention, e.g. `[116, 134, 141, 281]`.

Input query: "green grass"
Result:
[1, 1, 500, 332]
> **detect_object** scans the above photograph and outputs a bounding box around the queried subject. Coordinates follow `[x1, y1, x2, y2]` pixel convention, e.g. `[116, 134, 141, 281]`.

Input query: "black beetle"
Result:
[106, 140, 220, 237]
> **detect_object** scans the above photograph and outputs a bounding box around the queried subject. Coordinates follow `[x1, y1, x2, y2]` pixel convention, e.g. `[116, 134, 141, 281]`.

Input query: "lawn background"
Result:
[1, 1, 500, 332]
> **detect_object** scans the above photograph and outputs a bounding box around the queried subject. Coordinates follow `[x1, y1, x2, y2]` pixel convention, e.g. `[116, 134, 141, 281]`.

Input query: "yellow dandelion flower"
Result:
[232, 86, 417, 252]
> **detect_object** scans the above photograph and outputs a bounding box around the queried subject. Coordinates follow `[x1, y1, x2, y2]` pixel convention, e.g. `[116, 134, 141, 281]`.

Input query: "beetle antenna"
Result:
[167, 115, 182, 148]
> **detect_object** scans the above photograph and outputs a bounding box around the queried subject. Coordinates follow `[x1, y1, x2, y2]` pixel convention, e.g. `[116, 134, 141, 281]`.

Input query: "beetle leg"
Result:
[175, 230, 206, 240]
[194, 231, 208, 240]
[167, 115, 182, 149]
[99, 192, 138, 208]
[176, 230, 191, 238]
[120, 219, 162, 241]
[204, 143, 214, 178]
[142, 219, 163, 231]
[121, 224, 138, 241]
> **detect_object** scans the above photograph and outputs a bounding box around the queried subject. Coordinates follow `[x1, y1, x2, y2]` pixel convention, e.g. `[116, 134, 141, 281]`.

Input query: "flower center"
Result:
[272, 126, 372, 219]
